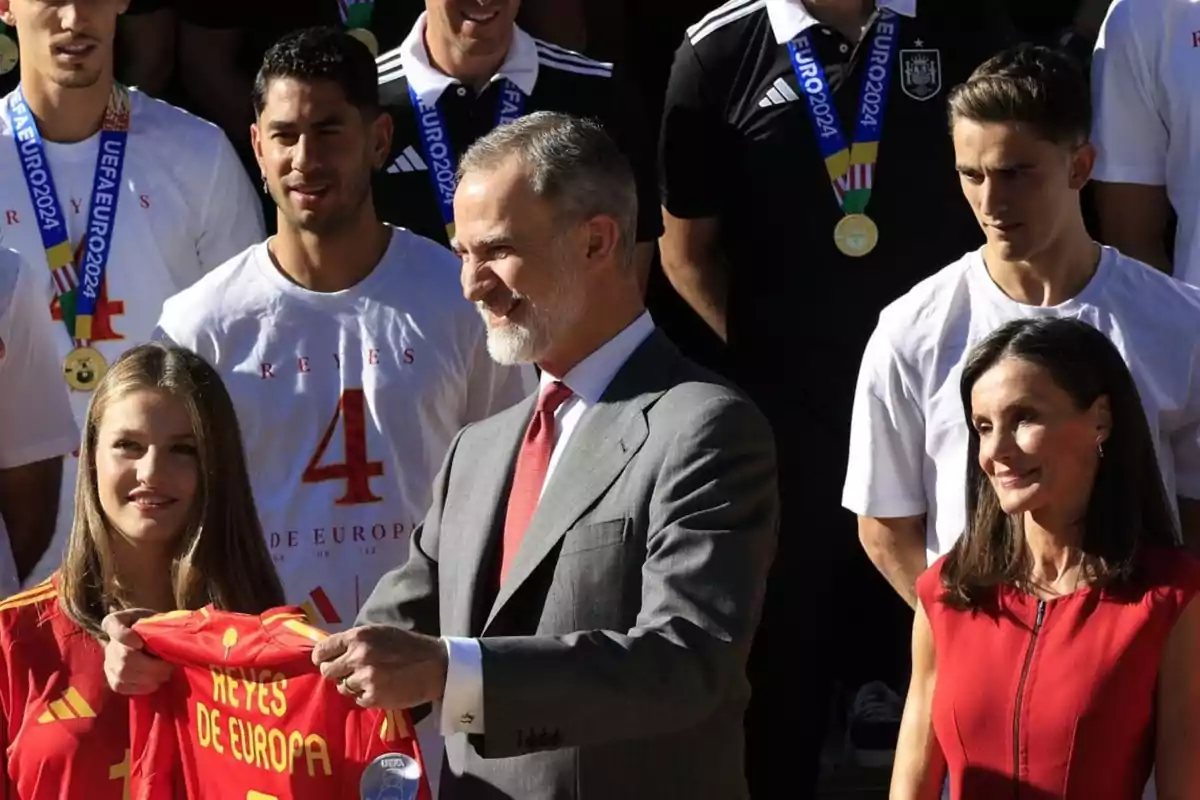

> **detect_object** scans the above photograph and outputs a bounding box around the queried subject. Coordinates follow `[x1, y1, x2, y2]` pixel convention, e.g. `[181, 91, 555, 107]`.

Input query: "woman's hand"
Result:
[102, 609, 173, 695]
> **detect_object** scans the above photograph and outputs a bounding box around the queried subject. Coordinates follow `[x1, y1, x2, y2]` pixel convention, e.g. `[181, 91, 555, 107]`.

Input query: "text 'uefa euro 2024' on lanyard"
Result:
[9, 84, 131, 393]
[408, 80, 527, 243]
[788, 9, 900, 258]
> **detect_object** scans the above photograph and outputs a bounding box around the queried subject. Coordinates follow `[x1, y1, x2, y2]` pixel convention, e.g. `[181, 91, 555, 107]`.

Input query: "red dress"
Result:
[916, 546, 1200, 799]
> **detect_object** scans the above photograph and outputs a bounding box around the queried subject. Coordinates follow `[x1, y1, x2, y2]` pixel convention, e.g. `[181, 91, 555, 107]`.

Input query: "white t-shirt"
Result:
[0, 87, 265, 583]
[842, 246, 1200, 562]
[1091, 0, 1200, 285]
[0, 248, 78, 597]
[156, 226, 535, 628]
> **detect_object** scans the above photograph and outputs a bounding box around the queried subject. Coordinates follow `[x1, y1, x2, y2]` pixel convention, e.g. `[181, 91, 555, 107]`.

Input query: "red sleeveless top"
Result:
[916, 546, 1200, 799]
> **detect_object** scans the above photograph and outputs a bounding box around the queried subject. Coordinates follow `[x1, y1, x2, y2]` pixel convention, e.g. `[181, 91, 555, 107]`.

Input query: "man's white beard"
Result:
[483, 307, 544, 365]
[479, 266, 584, 365]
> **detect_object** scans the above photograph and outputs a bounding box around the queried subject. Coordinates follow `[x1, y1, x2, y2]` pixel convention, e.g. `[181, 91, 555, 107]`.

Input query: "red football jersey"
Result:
[0, 575, 133, 800]
[129, 606, 431, 800]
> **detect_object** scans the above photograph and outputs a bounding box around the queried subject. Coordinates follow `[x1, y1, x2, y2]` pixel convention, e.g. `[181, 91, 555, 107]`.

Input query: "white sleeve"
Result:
[439, 636, 484, 734]
[1091, 0, 1167, 186]
[152, 290, 216, 364]
[196, 133, 265, 272]
[841, 323, 928, 519]
[0, 254, 79, 469]
[462, 326, 536, 423]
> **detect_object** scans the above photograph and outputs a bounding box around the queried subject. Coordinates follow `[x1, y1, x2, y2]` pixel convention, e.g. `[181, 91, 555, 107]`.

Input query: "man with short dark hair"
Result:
[846, 44, 1200, 610]
[151, 23, 530, 638]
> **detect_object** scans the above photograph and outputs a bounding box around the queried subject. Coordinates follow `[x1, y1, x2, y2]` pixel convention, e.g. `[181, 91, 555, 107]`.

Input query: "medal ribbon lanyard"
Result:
[9, 84, 131, 346]
[787, 11, 900, 215]
[408, 81, 527, 242]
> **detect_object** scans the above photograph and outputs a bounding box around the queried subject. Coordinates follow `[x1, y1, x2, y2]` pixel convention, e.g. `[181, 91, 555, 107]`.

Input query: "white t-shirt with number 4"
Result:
[155, 226, 535, 628]
[0, 248, 78, 597]
[0, 87, 264, 584]
[842, 245, 1200, 562]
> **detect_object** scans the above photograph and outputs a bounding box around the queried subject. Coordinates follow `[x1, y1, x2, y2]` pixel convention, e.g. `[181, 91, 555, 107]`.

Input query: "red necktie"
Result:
[500, 380, 574, 583]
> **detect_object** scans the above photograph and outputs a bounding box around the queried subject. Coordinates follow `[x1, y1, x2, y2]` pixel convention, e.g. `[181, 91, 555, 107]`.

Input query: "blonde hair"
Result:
[59, 343, 285, 637]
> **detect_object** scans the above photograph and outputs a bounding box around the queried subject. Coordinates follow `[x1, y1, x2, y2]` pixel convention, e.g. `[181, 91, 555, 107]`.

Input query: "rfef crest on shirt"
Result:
[900, 46, 942, 101]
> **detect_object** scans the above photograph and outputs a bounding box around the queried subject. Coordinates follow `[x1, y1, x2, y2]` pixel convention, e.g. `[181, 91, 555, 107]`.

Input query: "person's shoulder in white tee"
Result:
[0, 248, 78, 597]
[842, 250, 978, 530]
[1090, 0, 1199, 277]
[157, 225, 479, 355]
[120, 90, 265, 270]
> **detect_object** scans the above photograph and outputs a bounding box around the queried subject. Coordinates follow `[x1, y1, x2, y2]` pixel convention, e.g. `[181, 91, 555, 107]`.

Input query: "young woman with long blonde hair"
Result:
[0, 343, 285, 799]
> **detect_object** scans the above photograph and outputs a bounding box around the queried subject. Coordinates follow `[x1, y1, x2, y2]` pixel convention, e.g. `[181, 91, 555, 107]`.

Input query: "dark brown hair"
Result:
[59, 343, 286, 637]
[947, 43, 1091, 147]
[941, 318, 1179, 609]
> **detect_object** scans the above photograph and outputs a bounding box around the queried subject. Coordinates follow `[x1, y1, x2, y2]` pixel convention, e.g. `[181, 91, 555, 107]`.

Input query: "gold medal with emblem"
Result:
[833, 213, 879, 258]
[347, 27, 379, 57]
[0, 33, 18, 76]
[63, 346, 107, 392]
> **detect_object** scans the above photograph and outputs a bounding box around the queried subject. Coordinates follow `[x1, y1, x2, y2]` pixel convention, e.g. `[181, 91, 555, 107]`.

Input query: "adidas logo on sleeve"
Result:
[759, 76, 800, 107]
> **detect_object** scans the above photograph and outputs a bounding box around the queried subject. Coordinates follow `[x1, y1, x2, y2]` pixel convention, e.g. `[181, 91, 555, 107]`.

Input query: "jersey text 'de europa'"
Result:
[128, 606, 431, 800]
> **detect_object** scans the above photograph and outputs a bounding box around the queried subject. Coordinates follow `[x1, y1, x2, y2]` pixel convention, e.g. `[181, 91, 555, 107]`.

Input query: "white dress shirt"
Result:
[439, 311, 656, 737]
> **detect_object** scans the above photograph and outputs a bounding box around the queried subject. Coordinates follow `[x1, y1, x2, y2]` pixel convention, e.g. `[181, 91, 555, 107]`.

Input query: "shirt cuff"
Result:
[439, 637, 484, 735]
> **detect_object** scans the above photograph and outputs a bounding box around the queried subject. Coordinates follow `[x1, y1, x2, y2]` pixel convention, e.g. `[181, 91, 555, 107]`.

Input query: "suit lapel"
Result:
[482, 331, 679, 631]
[450, 396, 533, 637]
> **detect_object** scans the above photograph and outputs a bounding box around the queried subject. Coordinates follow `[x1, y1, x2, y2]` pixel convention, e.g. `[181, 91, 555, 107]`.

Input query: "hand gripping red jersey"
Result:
[0, 576, 133, 800]
[128, 606, 431, 800]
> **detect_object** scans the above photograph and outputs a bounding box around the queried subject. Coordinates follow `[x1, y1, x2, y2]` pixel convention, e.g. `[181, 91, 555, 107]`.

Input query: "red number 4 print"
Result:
[302, 389, 384, 505]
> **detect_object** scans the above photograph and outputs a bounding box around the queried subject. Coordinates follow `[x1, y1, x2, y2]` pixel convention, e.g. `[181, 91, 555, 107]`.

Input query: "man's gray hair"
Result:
[457, 111, 639, 269]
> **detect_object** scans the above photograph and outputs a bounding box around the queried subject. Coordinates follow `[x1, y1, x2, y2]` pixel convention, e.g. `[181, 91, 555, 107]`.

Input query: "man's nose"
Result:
[461, 259, 500, 303]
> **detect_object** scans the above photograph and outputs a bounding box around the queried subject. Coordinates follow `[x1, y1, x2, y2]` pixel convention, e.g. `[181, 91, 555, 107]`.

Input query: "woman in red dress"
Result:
[891, 317, 1200, 799]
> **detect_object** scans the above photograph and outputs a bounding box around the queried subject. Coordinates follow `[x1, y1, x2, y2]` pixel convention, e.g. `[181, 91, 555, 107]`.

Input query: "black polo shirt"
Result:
[375, 18, 660, 250]
[659, 0, 1013, 430]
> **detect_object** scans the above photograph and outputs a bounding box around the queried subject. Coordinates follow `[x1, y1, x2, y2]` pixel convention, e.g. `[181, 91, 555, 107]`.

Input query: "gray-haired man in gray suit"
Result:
[322, 112, 779, 799]
[104, 111, 779, 799]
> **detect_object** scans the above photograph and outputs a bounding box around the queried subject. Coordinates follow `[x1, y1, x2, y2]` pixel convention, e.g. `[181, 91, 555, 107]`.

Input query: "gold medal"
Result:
[833, 213, 879, 257]
[0, 34, 17, 76]
[63, 346, 107, 393]
[347, 27, 379, 57]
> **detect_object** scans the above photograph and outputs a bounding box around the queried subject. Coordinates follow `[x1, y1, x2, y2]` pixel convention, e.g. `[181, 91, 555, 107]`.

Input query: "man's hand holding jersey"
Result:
[103, 610, 448, 711]
[312, 625, 449, 709]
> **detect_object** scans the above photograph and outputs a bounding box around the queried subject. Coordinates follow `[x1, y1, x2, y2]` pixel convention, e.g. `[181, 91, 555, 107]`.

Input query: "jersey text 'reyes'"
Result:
[194, 666, 333, 778]
[259, 347, 416, 380]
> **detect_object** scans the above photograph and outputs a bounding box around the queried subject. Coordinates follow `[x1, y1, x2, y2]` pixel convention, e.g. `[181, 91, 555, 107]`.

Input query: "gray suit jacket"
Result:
[358, 330, 779, 799]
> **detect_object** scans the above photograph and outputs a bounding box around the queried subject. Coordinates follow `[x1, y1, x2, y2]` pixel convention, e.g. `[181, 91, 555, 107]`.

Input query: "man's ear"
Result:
[369, 109, 393, 171]
[1068, 141, 1096, 192]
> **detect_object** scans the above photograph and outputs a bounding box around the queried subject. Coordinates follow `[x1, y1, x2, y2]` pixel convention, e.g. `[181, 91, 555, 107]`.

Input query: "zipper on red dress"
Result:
[1012, 599, 1046, 799]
